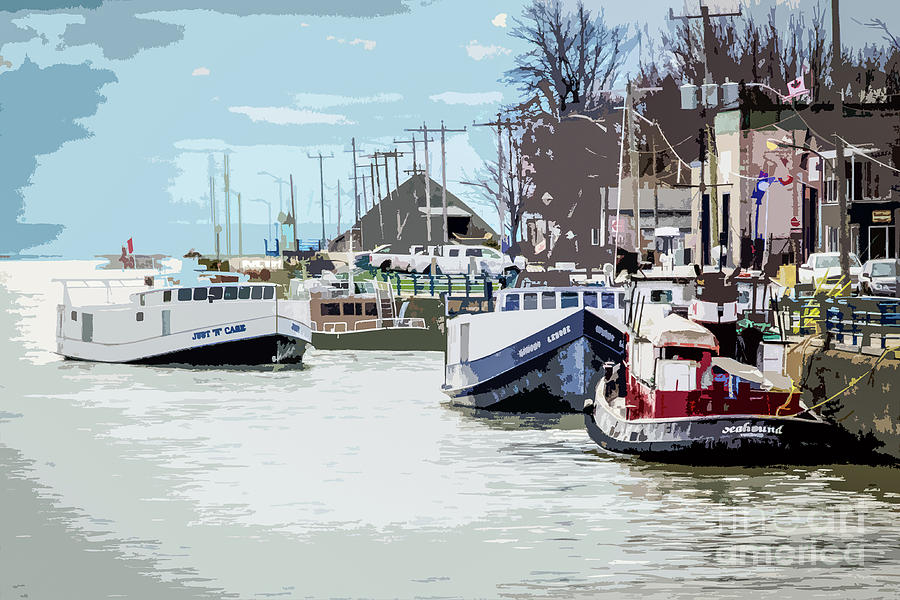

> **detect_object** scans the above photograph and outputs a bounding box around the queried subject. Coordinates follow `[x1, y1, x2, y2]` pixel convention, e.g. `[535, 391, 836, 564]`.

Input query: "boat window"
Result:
[208, 286, 223, 301]
[364, 302, 377, 316]
[163, 290, 172, 303]
[321, 303, 341, 316]
[561, 291, 579, 308]
[136, 312, 144, 322]
[71, 311, 77, 321]
[193, 287, 207, 301]
[651, 289, 672, 303]
[263, 287, 274, 300]
[602, 292, 616, 309]
[504, 294, 520, 311]
[342, 302, 356, 316]
[251, 286, 263, 300]
[238, 286, 251, 300]
[738, 290, 750, 304]
[523, 293, 538, 310]
[465, 248, 482, 257]
[583, 291, 598, 308]
[618, 293, 625, 309]
[448, 249, 459, 257]
[178, 288, 192, 301]
[223, 287, 238, 300]
[541, 291, 556, 309]
[139, 294, 146, 306]
[354, 302, 363, 315]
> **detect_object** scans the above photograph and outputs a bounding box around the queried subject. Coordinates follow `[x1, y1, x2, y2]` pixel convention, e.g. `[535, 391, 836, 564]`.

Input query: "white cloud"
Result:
[228, 106, 353, 126]
[491, 13, 507, 27]
[465, 40, 511, 61]
[191, 66, 210, 76]
[430, 91, 503, 105]
[326, 36, 376, 51]
[349, 38, 376, 51]
[293, 92, 402, 108]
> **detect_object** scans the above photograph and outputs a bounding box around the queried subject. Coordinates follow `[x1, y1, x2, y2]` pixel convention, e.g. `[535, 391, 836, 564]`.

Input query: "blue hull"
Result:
[443, 309, 626, 412]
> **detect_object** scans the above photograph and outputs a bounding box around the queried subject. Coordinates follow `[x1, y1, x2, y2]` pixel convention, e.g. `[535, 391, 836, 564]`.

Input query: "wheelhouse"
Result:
[497, 287, 626, 312]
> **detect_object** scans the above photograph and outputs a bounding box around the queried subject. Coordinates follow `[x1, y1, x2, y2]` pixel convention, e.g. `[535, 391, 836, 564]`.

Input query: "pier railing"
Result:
[365, 270, 497, 301]
[313, 317, 426, 333]
[781, 290, 900, 350]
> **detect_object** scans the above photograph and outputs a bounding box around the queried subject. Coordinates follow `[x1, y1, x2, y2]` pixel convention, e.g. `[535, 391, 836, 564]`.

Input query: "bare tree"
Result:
[505, 0, 630, 116]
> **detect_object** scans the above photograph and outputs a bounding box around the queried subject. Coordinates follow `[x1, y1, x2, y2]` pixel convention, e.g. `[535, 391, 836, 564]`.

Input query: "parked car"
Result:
[858, 258, 900, 296]
[797, 252, 862, 292]
[360, 244, 526, 277]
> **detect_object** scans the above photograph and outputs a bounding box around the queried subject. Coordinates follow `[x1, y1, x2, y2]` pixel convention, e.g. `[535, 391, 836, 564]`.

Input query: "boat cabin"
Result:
[625, 314, 797, 421]
[497, 286, 626, 313]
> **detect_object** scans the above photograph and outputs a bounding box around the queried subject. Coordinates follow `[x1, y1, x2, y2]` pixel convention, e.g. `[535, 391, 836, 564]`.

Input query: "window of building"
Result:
[591, 228, 600, 246]
[583, 291, 598, 308]
[465, 248, 482, 257]
[223, 287, 238, 300]
[263, 286, 274, 300]
[178, 288, 192, 301]
[541, 291, 556, 309]
[71, 311, 77, 321]
[251, 286, 263, 300]
[321, 303, 341, 316]
[163, 290, 172, 303]
[208, 286, 223, 301]
[193, 287, 207, 301]
[523, 292, 538, 310]
[602, 292, 616, 309]
[238, 286, 251, 300]
[136, 312, 144, 322]
[364, 302, 378, 316]
[504, 294, 520, 311]
[561, 291, 579, 308]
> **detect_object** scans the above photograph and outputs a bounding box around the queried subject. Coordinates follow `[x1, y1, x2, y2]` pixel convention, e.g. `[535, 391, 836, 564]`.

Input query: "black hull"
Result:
[125, 334, 308, 366]
[585, 404, 841, 465]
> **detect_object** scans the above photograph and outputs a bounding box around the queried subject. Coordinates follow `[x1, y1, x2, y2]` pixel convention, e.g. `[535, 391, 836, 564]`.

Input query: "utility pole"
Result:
[223, 153, 231, 260]
[289, 174, 298, 251]
[627, 82, 641, 254]
[652, 137, 659, 232]
[308, 152, 334, 247]
[237, 192, 242, 257]
[394, 134, 432, 176]
[473, 113, 524, 250]
[832, 0, 849, 282]
[669, 2, 741, 266]
[336, 179, 341, 238]
[406, 122, 466, 243]
[209, 175, 220, 260]
[345, 137, 360, 224]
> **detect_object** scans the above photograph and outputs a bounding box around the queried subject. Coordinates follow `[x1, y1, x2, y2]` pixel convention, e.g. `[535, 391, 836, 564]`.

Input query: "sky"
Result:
[1, 0, 897, 257]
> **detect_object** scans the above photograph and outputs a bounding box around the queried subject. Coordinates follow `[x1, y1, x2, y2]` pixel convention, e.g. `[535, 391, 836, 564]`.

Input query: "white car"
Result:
[798, 252, 862, 292]
[858, 258, 900, 297]
[361, 244, 525, 277]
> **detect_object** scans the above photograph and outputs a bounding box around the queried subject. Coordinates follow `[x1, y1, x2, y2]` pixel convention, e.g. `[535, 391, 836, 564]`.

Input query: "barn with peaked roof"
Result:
[330, 173, 496, 251]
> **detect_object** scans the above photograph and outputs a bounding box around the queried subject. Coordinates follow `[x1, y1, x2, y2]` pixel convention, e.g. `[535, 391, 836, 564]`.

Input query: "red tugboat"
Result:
[583, 312, 838, 464]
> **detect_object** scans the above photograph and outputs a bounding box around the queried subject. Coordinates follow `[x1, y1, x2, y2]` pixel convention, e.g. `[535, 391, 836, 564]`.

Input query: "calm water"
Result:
[1, 260, 899, 599]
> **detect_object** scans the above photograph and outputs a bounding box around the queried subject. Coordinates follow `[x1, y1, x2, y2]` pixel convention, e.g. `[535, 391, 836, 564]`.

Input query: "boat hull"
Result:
[443, 309, 626, 412]
[585, 403, 839, 465]
[311, 327, 442, 351]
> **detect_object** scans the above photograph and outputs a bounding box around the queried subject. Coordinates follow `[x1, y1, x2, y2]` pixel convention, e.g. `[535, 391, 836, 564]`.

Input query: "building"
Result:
[520, 179, 692, 268]
[330, 173, 496, 252]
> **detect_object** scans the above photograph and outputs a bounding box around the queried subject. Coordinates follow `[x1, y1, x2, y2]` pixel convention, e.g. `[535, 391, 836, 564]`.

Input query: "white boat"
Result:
[54, 269, 312, 365]
[442, 286, 628, 412]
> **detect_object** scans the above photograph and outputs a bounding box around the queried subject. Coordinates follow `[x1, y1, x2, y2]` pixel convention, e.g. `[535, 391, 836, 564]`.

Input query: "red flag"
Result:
[127, 238, 133, 254]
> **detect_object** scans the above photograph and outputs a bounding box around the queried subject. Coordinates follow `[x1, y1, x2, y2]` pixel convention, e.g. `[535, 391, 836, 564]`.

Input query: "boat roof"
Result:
[648, 313, 718, 351]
